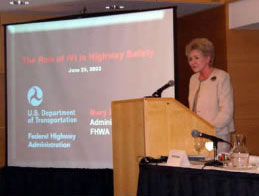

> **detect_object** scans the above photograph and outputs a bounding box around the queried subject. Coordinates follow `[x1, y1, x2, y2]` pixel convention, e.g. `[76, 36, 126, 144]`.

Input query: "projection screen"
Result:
[6, 8, 176, 168]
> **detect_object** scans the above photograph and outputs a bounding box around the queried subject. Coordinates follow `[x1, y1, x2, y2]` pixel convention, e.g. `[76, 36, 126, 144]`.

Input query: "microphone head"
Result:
[168, 80, 174, 86]
[191, 129, 200, 137]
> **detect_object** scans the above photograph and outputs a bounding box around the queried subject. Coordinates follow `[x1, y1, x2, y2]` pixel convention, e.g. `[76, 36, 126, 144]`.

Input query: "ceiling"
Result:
[0, 0, 221, 18]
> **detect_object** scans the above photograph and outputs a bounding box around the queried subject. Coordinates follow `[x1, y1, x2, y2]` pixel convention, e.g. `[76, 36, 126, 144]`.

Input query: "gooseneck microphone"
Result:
[152, 80, 174, 98]
[191, 129, 232, 146]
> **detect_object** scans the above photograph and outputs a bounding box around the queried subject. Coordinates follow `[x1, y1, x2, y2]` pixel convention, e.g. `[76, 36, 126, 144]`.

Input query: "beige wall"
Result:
[228, 0, 259, 29]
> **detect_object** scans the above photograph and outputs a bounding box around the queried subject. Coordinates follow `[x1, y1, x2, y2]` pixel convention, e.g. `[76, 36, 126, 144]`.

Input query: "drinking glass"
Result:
[194, 137, 205, 155]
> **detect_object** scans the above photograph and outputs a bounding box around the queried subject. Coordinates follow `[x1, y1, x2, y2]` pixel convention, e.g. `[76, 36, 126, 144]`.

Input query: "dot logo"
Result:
[27, 86, 43, 106]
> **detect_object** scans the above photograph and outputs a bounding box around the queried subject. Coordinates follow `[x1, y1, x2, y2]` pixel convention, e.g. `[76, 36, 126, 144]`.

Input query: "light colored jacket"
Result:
[188, 68, 235, 136]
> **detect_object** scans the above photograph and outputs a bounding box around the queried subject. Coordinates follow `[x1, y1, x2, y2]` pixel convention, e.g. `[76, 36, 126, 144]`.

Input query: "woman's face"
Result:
[187, 49, 211, 73]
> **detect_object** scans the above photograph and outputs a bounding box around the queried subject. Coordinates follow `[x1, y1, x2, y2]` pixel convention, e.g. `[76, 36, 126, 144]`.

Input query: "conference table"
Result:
[137, 162, 259, 196]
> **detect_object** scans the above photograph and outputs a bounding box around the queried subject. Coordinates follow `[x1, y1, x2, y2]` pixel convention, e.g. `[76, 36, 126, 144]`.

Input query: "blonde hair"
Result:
[185, 38, 215, 66]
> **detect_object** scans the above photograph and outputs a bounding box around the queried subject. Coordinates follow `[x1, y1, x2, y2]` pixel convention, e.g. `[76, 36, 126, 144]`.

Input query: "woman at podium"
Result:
[185, 38, 235, 153]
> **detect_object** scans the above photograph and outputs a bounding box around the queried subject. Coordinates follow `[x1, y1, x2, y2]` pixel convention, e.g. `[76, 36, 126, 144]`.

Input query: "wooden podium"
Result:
[112, 98, 215, 196]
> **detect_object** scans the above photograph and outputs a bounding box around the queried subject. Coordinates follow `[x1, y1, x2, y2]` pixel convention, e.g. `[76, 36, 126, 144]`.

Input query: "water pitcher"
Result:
[230, 134, 249, 168]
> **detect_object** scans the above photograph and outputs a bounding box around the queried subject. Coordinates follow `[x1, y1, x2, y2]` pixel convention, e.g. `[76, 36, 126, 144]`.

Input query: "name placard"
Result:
[167, 149, 190, 167]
